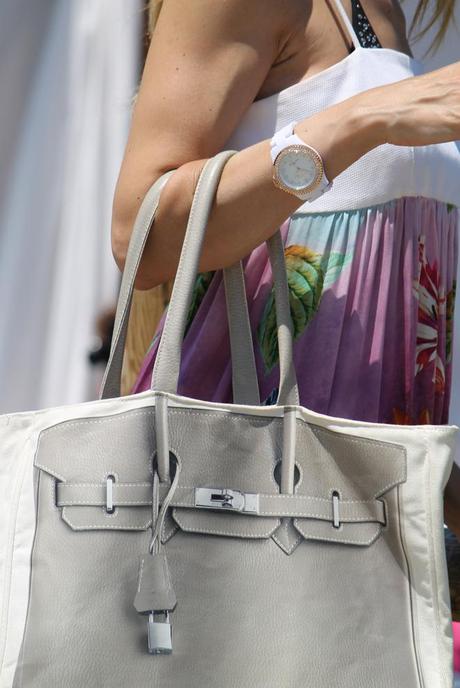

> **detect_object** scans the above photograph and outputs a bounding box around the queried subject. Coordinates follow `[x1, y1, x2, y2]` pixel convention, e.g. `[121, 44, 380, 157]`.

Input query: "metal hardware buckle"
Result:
[105, 475, 115, 514]
[332, 491, 340, 529]
[194, 487, 259, 514]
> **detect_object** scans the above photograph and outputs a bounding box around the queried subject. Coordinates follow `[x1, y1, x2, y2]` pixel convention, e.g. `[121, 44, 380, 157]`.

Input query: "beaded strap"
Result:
[351, 0, 382, 49]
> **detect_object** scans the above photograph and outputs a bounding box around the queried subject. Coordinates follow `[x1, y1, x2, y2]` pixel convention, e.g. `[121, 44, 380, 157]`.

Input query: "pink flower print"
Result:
[413, 236, 446, 392]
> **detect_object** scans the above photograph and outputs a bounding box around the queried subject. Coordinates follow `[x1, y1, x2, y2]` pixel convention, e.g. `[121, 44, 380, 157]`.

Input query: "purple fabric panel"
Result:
[132, 198, 458, 426]
[132, 220, 291, 402]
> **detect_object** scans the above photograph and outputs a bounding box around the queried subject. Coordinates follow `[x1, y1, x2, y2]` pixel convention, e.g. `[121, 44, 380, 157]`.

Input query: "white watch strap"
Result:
[270, 120, 332, 201]
[270, 120, 306, 163]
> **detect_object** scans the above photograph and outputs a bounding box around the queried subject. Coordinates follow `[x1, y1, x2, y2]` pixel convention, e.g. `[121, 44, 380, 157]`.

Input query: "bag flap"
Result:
[169, 423, 282, 539]
[33, 408, 406, 540]
[291, 422, 406, 546]
[34, 410, 157, 531]
[293, 518, 384, 546]
[171, 510, 279, 539]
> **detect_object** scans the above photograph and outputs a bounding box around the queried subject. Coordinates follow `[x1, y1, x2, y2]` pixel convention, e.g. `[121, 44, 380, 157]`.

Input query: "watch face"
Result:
[276, 146, 320, 191]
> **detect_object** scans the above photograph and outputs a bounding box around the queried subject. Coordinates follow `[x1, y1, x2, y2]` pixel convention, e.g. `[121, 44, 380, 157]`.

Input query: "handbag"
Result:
[0, 150, 458, 688]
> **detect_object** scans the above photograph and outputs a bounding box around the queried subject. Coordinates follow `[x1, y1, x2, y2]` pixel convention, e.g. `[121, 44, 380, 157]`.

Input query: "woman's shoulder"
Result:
[112, 0, 293, 245]
[153, 0, 290, 50]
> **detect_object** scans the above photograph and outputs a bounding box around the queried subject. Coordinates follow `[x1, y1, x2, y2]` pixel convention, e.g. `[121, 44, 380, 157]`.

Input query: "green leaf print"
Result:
[146, 269, 220, 354]
[257, 244, 351, 372]
[185, 271, 215, 335]
[285, 247, 324, 336]
[323, 252, 353, 288]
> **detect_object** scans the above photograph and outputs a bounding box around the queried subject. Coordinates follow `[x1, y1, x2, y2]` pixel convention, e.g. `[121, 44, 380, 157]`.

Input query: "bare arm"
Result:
[123, 103, 380, 289]
[111, 0, 460, 290]
[111, 0, 378, 288]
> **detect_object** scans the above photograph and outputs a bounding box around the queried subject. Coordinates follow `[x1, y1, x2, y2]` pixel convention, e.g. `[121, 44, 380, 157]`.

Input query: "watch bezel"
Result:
[272, 144, 324, 196]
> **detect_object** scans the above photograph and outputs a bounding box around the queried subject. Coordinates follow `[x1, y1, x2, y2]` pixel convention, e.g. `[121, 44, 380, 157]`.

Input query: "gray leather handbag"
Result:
[0, 151, 458, 688]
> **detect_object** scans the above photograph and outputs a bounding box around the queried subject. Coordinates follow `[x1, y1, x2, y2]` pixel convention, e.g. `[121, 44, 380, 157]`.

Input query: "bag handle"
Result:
[99, 164, 260, 404]
[100, 151, 299, 407]
[223, 260, 261, 404]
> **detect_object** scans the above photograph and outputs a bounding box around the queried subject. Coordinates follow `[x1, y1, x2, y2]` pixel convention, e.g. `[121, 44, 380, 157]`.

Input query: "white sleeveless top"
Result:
[223, 0, 460, 214]
[135, 0, 458, 433]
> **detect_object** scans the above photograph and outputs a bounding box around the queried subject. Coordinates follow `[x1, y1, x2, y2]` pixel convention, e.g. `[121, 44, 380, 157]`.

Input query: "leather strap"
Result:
[99, 167, 256, 402]
[151, 152, 299, 405]
[56, 482, 153, 506]
[223, 261, 260, 405]
[100, 151, 299, 406]
[56, 482, 386, 524]
[99, 171, 175, 401]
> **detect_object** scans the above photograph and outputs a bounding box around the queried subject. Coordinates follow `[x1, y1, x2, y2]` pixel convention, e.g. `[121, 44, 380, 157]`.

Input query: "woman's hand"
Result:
[356, 61, 460, 148]
[295, 60, 460, 188]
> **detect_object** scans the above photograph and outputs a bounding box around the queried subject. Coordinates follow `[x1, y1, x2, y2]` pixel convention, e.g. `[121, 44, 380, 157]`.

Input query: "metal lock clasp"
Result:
[194, 487, 258, 513]
[148, 611, 173, 655]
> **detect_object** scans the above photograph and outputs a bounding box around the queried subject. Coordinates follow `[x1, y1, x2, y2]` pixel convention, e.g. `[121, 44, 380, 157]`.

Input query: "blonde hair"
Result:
[147, 0, 456, 52]
[409, 0, 457, 52]
[147, 0, 163, 39]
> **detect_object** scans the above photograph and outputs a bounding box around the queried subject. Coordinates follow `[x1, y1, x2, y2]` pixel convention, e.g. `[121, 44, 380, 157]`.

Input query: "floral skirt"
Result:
[132, 197, 458, 426]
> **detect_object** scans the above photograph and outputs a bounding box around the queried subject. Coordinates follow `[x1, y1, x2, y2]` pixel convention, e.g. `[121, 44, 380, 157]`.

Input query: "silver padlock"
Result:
[148, 611, 173, 655]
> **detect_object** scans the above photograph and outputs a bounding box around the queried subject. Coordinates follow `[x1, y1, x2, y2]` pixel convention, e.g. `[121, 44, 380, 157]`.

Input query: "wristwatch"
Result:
[270, 121, 332, 202]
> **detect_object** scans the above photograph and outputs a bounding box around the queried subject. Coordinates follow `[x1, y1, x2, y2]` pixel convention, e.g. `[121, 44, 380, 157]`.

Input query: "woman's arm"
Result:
[111, 0, 460, 290]
[122, 102, 380, 289]
[111, 0, 380, 289]
[111, 0, 291, 287]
